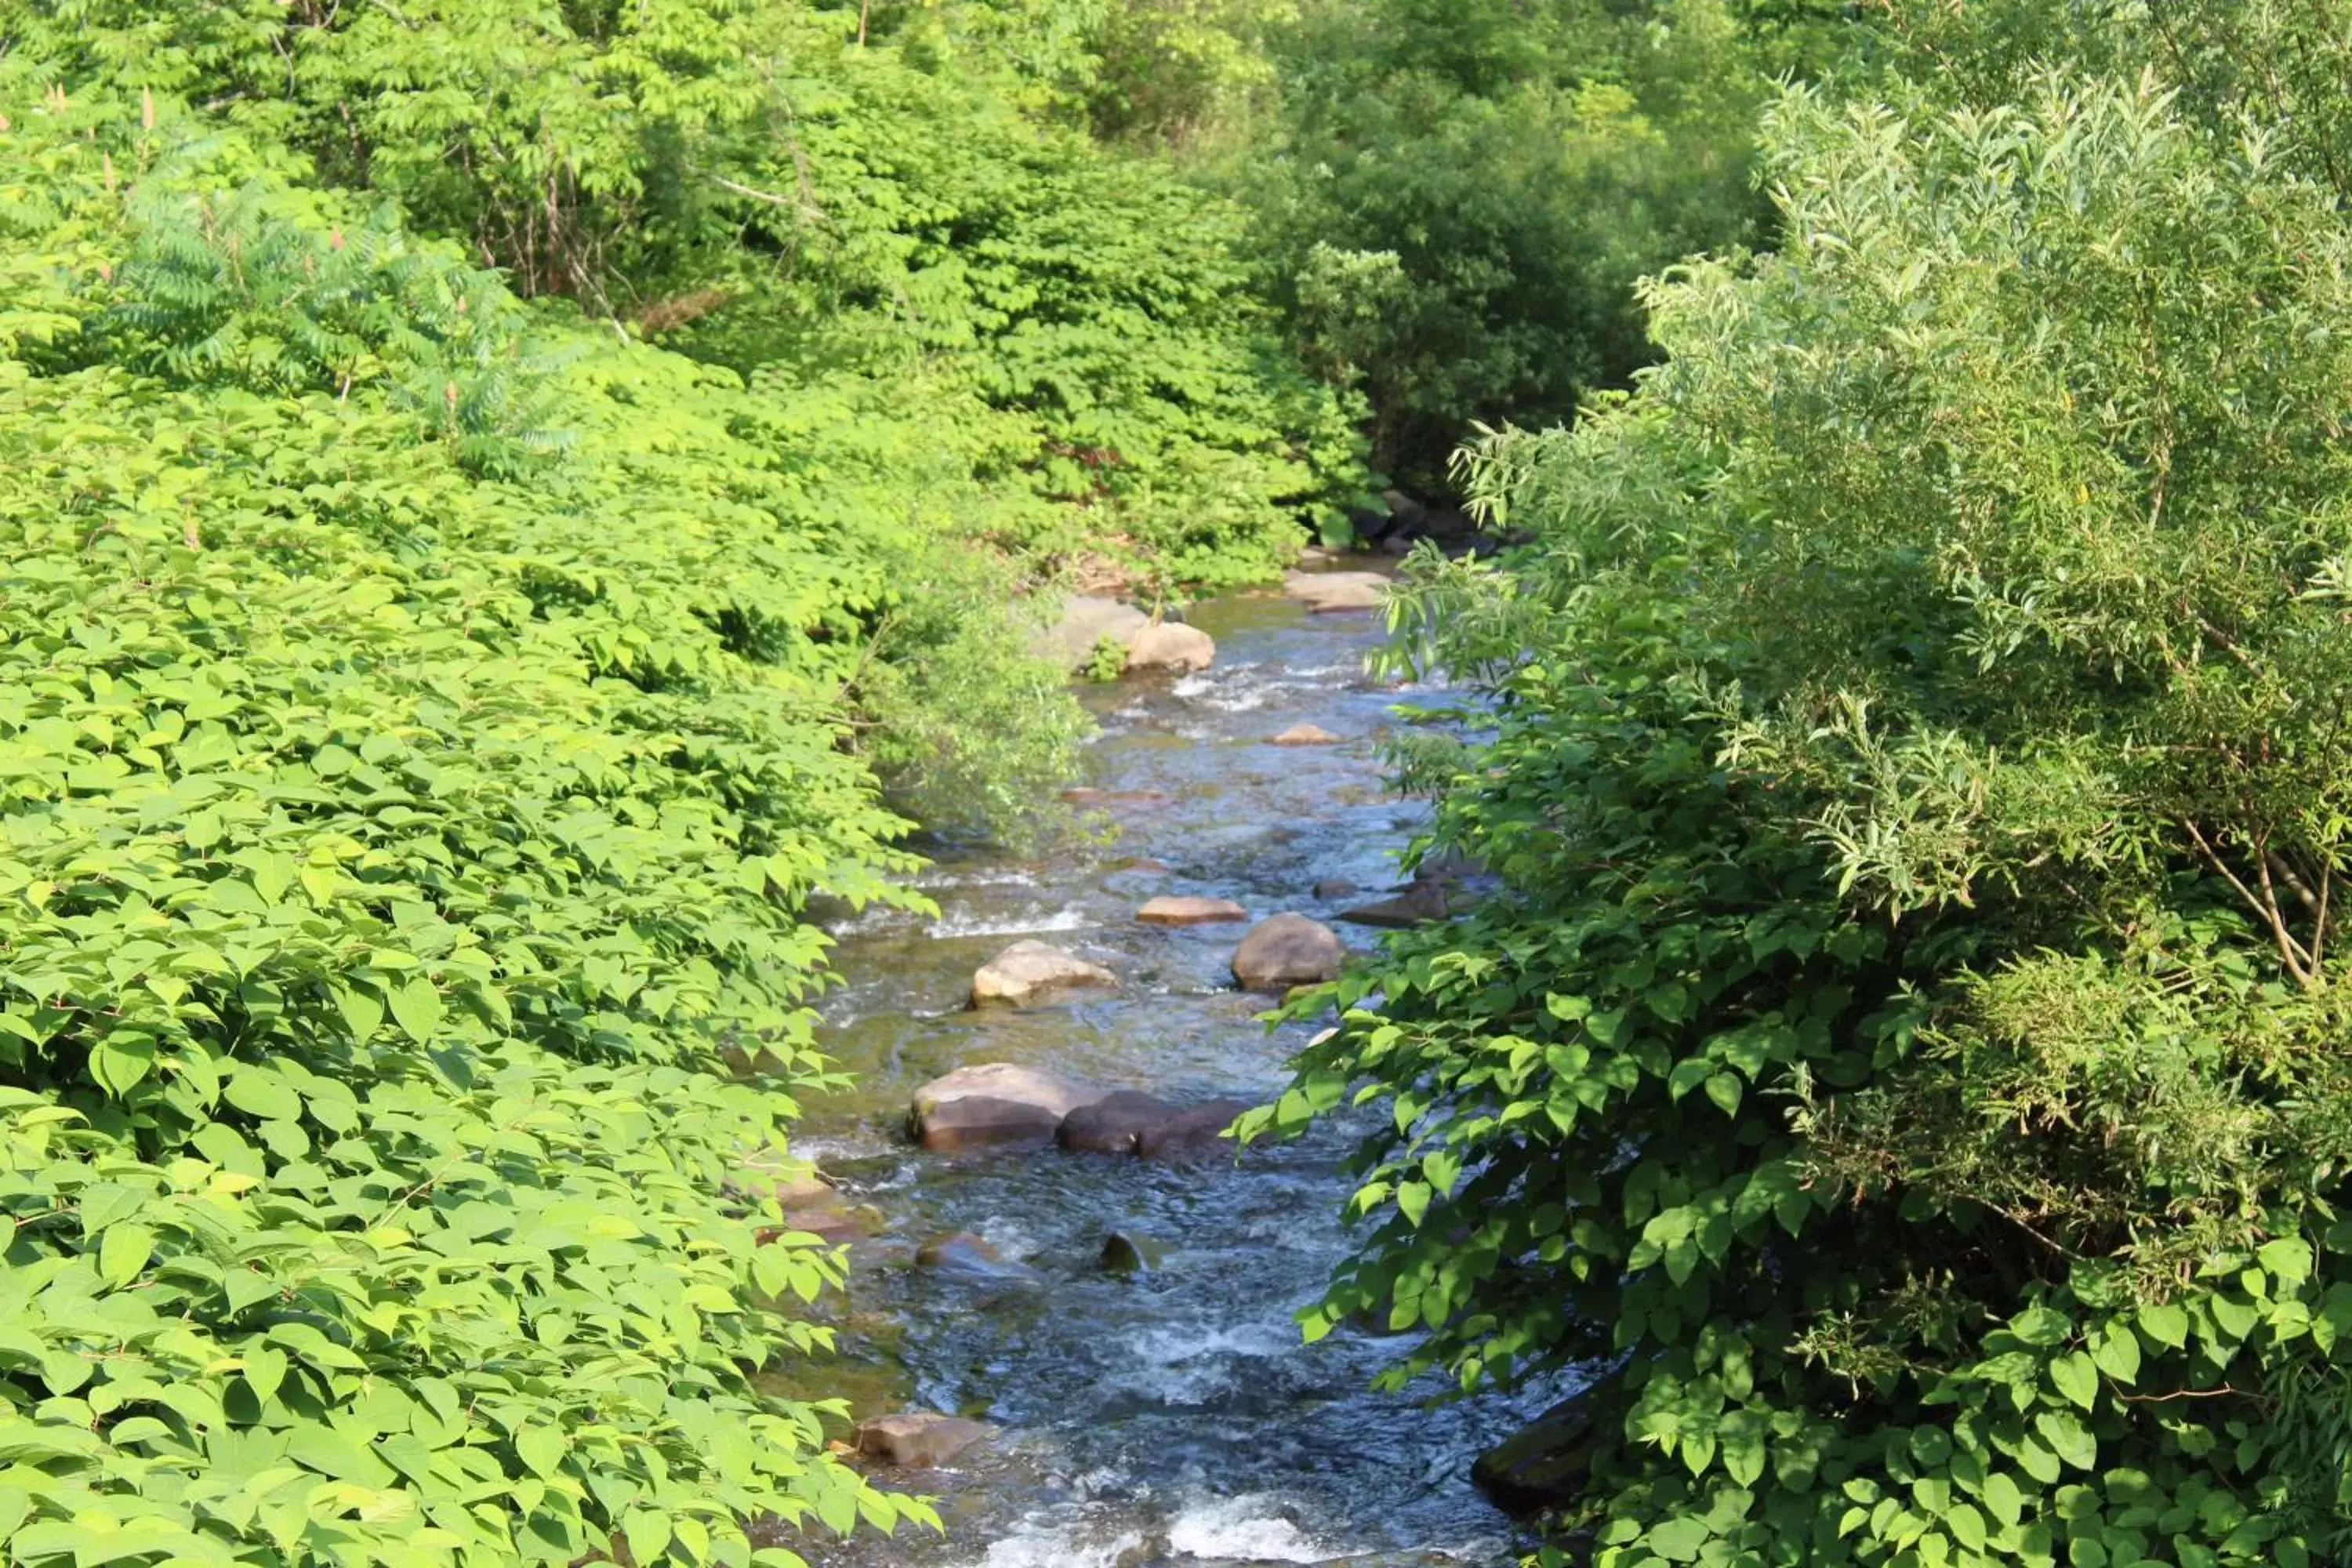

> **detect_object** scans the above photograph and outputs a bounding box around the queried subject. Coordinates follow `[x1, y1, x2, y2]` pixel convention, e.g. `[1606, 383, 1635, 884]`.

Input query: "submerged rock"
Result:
[916, 1231, 1044, 1287]
[1058, 1091, 1253, 1160]
[1137, 895, 1249, 927]
[1281, 569, 1388, 614]
[1310, 877, 1359, 901]
[1134, 1098, 1250, 1161]
[1269, 723, 1341, 746]
[1126, 621, 1215, 673]
[970, 939, 1117, 1006]
[1058, 787, 1172, 808]
[1058, 1090, 1181, 1154]
[911, 1062, 1102, 1152]
[1339, 882, 1452, 928]
[1231, 913, 1345, 991]
[1101, 1230, 1174, 1274]
[855, 1412, 995, 1469]
[1472, 1392, 1604, 1515]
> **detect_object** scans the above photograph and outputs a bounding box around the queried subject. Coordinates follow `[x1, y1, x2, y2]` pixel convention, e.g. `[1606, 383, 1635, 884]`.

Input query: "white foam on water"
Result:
[924, 906, 1093, 938]
[1107, 1320, 1298, 1406]
[917, 869, 1044, 891]
[1164, 1494, 1336, 1563]
[971, 1519, 1145, 1568]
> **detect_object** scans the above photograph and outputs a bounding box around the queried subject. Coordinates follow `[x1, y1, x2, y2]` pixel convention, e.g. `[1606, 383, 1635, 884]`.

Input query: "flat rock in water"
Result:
[1135, 1098, 1251, 1162]
[1137, 895, 1248, 927]
[1339, 883, 1452, 928]
[911, 1062, 1102, 1152]
[1269, 723, 1341, 746]
[1058, 1090, 1181, 1154]
[1311, 877, 1359, 901]
[769, 1189, 885, 1244]
[916, 1231, 1044, 1286]
[1281, 569, 1388, 613]
[1060, 788, 1171, 808]
[1126, 621, 1215, 673]
[971, 939, 1117, 1006]
[1231, 913, 1345, 991]
[856, 1412, 995, 1470]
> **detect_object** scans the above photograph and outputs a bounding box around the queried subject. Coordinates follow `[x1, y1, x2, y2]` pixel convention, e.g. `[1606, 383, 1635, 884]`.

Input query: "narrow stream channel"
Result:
[779, 586, 1554, 1568]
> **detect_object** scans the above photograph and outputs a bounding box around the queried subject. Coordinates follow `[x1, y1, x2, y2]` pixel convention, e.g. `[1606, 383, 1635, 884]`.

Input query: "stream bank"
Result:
[779, 584, 1559, 1568]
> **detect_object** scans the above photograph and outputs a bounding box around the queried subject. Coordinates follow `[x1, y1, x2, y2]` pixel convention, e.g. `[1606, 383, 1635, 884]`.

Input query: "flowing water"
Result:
[775, 587, 1555, 1568]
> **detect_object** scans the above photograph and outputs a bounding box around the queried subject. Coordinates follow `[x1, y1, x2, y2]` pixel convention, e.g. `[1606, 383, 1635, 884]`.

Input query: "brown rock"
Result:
[1126, 621, 1216, 673]
[1134, 1098, 1251, 1161]
[911, 1062, 1102, 1152]
[916, 1232, 1044, 1286]
[1269, 724, 1341, 746]
[1137, 895, 1249, 927]
[1339, 883, 1452, 928]
[855, 1412, 994, 1469]
[971, 940, 1117, 1006]
[1034, 595, 1148, 672]
[1311, 877, 1359, 901]
[1059, 788, 1173, 808]
[1282, 569, 1388, 613]
[1057, 1090, 1180, 1154]
[1472, 1392, 1605, 1515]
[1231, 913, 1346, 991]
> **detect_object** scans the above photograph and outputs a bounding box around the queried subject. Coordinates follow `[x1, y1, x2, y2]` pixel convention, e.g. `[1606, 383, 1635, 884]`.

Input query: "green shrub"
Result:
[1252, 20, 2352, 1565]
[0, 84, 972, 1565]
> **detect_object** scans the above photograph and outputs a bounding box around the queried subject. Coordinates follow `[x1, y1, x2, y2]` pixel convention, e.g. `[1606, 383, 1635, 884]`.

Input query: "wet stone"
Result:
[1231, 913, 1346, 991]
[1473, 1392, 1603, 1515]
[1137, 895, 1249, 927]
[916, 1231, 1044, 1287]
[1101, 1231, 1174, 1274]
[1282, 568, 1390, 613]
[1058, 1090, 1181, 1155]
[855, 1412, 995, 1470]
[911, 1062, 1103, 1152]
[1311, 877, 1360, 901]
[1269, 723, 1341, 746]
[1134, 1098, 1251, 1162]
[1126, 621, 1216, 673]
[970, 939, 1117, 1006]
[1339, 883, 1452, 928]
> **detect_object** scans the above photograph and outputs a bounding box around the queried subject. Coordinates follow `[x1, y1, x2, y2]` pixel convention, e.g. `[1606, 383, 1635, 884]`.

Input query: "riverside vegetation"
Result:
[1249, 2, 2352, 1566]
[6, 1, 2339, 1567]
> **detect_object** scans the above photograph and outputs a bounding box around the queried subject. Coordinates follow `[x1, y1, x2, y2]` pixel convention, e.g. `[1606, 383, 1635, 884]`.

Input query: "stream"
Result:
[776, 585, 1554, 1568]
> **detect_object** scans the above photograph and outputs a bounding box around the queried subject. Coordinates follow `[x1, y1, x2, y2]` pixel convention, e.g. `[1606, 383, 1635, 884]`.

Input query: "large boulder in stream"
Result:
[911, 1062, 1103, 1152]
[855, 1412, 995, 1469]
[1282, 569, 1389, 614]
[1035, 595, 1149, 671]
[1134, 1098, 1251, 1162]
[1231, 913, 1346, 991]
[1137, 895, 1248, 927]
[970, 939, 1117, 1007]
[1473, 1392, 1606, 1515]
[1056, 1091, 1250, 1159]
[1126, 621, 1216, 673]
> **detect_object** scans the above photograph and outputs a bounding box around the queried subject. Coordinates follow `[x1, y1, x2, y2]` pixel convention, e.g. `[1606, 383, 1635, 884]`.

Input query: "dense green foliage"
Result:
[0, 0, 1390, 1559]
[0, 77, 957, 1564]
[20, 0, 1366, 592]
[1175, 0, 1863, 493]
[1250, 4, 2352, 1564]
